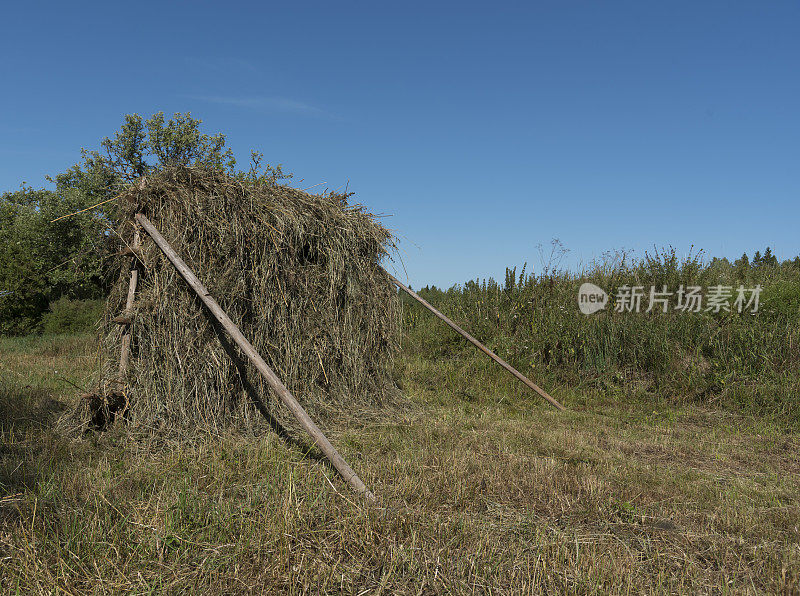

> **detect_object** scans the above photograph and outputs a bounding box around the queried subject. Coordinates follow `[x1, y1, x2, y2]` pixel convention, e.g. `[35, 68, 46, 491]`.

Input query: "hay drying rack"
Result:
[89, 181, 564, 501]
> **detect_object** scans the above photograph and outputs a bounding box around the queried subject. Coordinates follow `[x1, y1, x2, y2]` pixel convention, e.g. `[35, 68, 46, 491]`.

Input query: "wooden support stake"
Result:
[135, 213, 375, 501]
[118, 228, 141, 380]
[386, 271, 566, 411]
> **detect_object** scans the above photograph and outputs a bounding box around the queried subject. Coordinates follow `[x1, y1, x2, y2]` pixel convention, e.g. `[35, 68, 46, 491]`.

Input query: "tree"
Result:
[734, 252, 750, 280]
[734, 253, 749, 268]
[49, 112, 237, 223]
[0, 191, 49, 333]
[0, 112, 247, 334]
[0, 186, 110, 334]
[761, 246, 778, 267]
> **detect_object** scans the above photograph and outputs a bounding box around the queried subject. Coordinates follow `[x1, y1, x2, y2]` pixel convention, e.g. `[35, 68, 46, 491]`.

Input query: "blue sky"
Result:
[1, 1, 797, 288]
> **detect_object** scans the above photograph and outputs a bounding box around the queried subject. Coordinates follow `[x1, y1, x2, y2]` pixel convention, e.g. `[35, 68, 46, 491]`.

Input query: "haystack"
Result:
[94, 166, 399, 433]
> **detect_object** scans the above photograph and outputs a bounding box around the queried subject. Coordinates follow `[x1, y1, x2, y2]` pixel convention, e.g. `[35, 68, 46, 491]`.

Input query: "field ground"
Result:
[1, 334, 799, 594]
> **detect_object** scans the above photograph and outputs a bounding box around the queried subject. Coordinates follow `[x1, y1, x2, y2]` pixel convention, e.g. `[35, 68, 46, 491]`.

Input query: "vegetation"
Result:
[1, 245, 798, 592]
[40, 298, 105, 335]
[0, 186, 109, 334]
[404, 244, 800, 423]
[1, 332, 799, 593]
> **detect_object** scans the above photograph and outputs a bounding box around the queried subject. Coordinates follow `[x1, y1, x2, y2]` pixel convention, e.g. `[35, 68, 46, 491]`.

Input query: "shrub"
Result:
[760, 281, 800, 320]
[41, 298, 104, 334]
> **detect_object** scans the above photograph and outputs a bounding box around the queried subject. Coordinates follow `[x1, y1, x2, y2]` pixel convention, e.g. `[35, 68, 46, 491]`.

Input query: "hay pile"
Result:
[93, 167, 399, 433]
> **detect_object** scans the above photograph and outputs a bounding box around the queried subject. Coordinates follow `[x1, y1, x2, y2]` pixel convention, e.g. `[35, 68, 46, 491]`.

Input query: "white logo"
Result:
[578, 283, 608, 315]
[576, 283, 762, 314]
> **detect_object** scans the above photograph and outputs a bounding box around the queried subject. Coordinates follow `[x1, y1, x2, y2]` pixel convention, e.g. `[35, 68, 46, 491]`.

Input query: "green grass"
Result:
[1, 333, 799, 593]
[403, 250, 800, 424]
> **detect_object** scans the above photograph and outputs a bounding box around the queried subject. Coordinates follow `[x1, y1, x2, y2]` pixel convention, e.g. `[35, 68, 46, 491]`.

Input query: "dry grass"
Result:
[68, 167, 399, 436]
[2, 334, 800, 594]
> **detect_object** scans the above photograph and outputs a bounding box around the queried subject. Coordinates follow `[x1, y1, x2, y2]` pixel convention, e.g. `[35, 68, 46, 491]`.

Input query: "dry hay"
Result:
[73, 166, 400, 435]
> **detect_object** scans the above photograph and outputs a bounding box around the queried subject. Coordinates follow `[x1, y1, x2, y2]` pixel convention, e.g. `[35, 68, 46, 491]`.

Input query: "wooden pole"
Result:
[118, 228, 141, 380]
[386, 272, 566, 411]
[135, 213, 375, 500]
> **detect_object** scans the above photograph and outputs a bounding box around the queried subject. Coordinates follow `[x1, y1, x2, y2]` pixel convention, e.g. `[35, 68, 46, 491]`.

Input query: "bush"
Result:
[761, 281, 800, 320]
[41, 298, 104, 334]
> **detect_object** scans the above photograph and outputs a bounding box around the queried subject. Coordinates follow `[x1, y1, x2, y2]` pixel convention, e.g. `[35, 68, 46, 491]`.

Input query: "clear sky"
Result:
[1, 1, 797, 288]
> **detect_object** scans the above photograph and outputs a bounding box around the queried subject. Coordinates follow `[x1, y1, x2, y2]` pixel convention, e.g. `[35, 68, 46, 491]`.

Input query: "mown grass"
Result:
[1, 333, 799, 593]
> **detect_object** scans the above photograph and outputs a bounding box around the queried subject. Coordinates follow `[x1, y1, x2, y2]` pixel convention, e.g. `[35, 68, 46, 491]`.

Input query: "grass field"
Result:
[1, 332, 799, 594]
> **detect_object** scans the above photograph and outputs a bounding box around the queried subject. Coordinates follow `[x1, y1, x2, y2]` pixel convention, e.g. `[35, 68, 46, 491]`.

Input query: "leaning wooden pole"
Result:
[135, 213, 375, 500]
[386, 272, 566, 411]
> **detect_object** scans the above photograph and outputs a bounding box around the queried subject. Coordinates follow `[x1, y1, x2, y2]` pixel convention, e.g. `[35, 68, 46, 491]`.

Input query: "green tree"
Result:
[0, 191, 49, 333]
[734, 252, 750, 280]
[762, 246, 779, 267]
[50, 112, 237, 221]
[734, 253, 749, 268]
[0, 186, 110, 334]
[0, 112, 243, 334]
